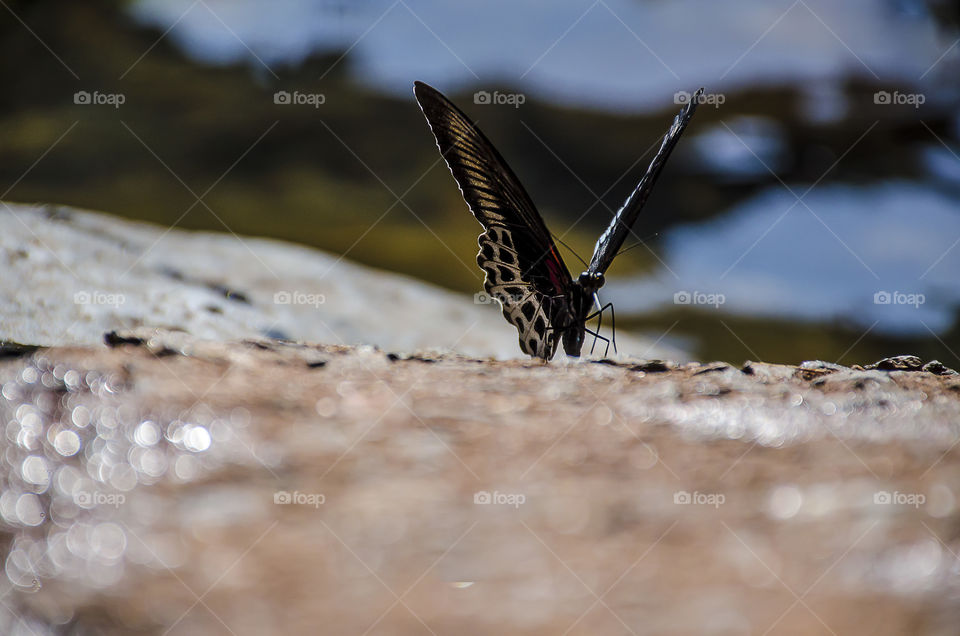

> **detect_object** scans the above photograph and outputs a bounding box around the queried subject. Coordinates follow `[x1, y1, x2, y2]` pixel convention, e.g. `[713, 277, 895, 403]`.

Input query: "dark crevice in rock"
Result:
[0, 341, 41, 359]
[103, 332, 178, 356]
[386, 352, 437, 363]
[103, 331, 146, 347]
[244, 340, 277, 351]
[156, 266, 251, 304]
[692, 363, 732, 375]
[262, 328, 293, 341]
[591, 359, 623, 367]
[207, 283, 250, 304]
[630, 360, 673, 373]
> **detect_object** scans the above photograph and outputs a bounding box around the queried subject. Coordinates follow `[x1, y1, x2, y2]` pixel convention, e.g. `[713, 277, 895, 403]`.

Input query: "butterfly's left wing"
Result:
[588, 89, 702, 275]
[414, 81, 573, 359]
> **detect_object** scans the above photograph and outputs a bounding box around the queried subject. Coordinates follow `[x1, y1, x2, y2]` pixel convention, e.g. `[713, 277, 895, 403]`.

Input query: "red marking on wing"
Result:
[544, 247, 569, 295]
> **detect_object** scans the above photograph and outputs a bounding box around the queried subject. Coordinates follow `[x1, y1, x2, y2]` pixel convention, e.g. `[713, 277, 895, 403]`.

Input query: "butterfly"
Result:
[414, 81, 702, 361]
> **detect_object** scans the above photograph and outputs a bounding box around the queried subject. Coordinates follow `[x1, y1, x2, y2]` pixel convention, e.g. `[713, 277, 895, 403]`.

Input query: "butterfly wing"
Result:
[414, 81, 573, 359]
[588, 89, 702, 275]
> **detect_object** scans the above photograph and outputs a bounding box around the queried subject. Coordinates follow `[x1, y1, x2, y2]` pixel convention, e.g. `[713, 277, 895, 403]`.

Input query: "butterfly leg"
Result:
[588, 321, 602, 356]
[539, 293, 577, 355]
[585, 300, 617, 356]
[586, 303, 606, 355]
[585, 298, 607, 356]
[584, 328, 611, 357]
[607, 302, 617, 355]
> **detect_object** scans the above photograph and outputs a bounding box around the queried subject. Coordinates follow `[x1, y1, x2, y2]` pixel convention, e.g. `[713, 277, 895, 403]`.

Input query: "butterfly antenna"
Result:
[552, 234, 588, 269]
[614, 232, 660, 258]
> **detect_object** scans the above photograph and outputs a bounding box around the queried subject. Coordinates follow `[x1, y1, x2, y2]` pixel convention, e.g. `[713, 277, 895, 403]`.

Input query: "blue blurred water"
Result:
[605, 181, 960, 334]
[131, 0, 946, 112]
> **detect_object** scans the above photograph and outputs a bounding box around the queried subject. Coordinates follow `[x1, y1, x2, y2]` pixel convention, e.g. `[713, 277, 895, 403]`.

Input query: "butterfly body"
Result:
[562, 271, 605, 356]
[414, 81, 700, 361]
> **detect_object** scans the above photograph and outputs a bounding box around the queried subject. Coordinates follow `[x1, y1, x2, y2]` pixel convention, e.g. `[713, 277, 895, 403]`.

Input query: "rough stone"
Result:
[0, 203, 681, 361]
[0, 331, 957, 635]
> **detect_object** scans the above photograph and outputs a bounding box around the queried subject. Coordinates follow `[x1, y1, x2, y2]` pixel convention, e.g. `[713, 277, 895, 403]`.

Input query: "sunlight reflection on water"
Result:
[0, 354, 259, 603]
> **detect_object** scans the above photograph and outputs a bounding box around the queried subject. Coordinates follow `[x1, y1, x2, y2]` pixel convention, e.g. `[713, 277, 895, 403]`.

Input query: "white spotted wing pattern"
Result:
[477, 226, 557, 358]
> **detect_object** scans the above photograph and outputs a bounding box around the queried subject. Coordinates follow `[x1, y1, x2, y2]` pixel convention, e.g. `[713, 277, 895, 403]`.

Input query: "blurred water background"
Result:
[2, 0, 960, 363]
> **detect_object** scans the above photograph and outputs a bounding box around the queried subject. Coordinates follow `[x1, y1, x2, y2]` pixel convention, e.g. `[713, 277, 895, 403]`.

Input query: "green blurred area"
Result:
[3, 0, 960, 365]
[0, 0, 687, 294]
[623, 310, 957, 368]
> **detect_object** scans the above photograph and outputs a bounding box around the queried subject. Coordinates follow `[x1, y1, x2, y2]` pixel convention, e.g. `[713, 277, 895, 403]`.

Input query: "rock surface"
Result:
[0, 203, 681, 361]
[0, 331, 958, 635]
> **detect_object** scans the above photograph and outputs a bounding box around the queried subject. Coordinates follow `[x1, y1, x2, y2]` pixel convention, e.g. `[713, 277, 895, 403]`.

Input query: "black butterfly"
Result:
[414, 81, 701, 361]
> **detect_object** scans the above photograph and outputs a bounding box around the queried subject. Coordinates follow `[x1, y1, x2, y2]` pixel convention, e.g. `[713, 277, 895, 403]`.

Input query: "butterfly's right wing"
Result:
[588, 89, 701, 275]
[414, 81, 573, 359]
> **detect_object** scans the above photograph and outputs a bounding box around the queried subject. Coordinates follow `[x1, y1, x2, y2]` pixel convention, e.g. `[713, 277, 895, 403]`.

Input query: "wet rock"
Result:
[799, 359, 847, 372]
[691, 362, 733, 375]
[741, 360, 797, 381]
[922, 359, 958, 375]
[811, 368, 894, 388]
[865, 354, 924, 371]
[0, 203, 683, 361]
